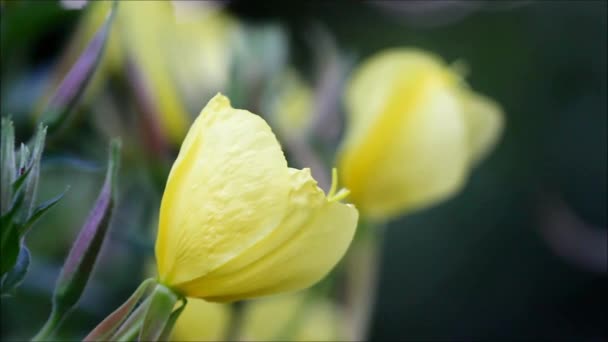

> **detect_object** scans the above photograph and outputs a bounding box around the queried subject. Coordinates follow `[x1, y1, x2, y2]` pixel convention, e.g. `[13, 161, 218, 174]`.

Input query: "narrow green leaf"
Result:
[158, 297, 188, 341]
[21, 124, 47, 219]
[17, 143, 30, 174]
[1, 117, 16, 215]
[44, 1, 118, 136]
[83, 278, 155, 342]
[20, 188, 68, 235]
[11, 166, 32, 195]
[0, 223, 19, 277]
[52, 139, 121, 315]
[1, 190, 25, 235]
[1, 243, 30, 295]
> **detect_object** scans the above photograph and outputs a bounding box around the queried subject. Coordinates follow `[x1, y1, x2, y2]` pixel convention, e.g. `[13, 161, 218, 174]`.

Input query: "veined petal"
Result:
[156, 94, 291, 286]
[173, 168, 358, 301]
[119, 1, 189, 143]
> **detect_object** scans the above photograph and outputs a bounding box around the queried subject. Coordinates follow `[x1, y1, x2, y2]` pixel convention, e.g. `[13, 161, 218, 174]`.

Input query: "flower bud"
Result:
[338, 49, 504, 219]
[155, 94, 358, 302]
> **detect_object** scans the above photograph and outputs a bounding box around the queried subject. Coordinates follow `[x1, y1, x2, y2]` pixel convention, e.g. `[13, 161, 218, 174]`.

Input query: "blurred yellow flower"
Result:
[338, 48, 503, 219]
[49, 1, 238, 144]
[171, 299, 231, 342]
[240, 292, 340, 341]
[155, 94, 358, 302]
[266, 68, 314, 140]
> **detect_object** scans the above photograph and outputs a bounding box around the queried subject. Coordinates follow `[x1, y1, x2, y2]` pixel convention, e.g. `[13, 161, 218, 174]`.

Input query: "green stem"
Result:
[343, 221, 386, 341]
[139, 284, 179, 341]
[31, 305, 67, 341]
[225, 301, 245, 341]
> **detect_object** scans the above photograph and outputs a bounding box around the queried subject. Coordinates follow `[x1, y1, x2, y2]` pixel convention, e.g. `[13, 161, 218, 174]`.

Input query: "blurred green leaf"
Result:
[158, 298, 187, 342]
[10, 165, 32, 195]
[43, 1, 118, 137]
[20, 188, 68, 235]
[0, 218, 20, 277]
[1, 117, 16, 215]
[84, 278, 155, 342]
[1, 243, 30, 295]
[21, 124, 47, 219]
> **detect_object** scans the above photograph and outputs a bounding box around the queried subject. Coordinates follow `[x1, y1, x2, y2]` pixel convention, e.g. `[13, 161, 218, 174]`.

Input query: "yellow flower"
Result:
[171, 299, 231, 341]
[338, 48, 503, 219]
[155, 94, 358, 302]
[240, 292, 340, 341]
[49, 2, 238, 144]
[266, 68, 314, 140]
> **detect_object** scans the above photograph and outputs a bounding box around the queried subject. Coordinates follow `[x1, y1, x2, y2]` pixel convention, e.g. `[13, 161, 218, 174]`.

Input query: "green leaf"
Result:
[44, 1, 119, 136]
[11, 165, 32, 195]
[21, 124, 47, 219]
[158, 297, 188, 341]
[1, 190, 25, 235]
[17, 143, 30, 174]
[52, 139, 121, 314]
[0, 221, 20, 277]
[1, 243, 30, 295]
[83, 278, 155, 342]
[1, 117, 16, 215]
[20, 187, 68, 235]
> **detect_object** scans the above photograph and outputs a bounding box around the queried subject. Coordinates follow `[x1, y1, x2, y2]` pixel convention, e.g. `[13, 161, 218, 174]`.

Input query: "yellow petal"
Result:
[173, 168, 358, 302]
[267, 68, 314, 139]
[119, 2, 189, 143]
[171, 299, 231, 342]
[156, 94, 291, 286]
[339, 49, 469, 219]
[460, 90, 504, 164]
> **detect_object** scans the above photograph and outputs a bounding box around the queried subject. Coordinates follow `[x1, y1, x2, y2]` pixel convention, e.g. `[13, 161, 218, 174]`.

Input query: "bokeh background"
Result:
[1, 0, 606, 340]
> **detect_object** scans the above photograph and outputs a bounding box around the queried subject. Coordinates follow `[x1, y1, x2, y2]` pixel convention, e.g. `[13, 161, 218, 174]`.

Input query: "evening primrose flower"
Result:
[338, 48, 503, 219]
[265, 68, 314, 140]
[155, 94, 358, 302]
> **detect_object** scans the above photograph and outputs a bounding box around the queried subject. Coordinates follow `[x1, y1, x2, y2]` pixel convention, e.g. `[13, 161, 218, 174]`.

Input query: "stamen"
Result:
[329, 188, 351, 202]
[328, 168, 338, 199]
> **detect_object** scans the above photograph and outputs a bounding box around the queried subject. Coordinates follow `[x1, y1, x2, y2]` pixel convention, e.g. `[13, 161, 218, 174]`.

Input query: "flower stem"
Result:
[226, 301, 245, 341]
[139, 284, 179, 341]
[343, 221, 386, 341]
[31, 305, 67, 341]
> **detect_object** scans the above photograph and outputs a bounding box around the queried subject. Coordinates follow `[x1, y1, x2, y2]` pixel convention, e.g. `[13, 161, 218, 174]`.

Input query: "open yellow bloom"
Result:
[338, 48, 503, 219]
[155, 94, 358, 302]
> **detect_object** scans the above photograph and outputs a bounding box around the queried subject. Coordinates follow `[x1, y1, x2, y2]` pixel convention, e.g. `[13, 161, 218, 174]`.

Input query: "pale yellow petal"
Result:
[156, 94, 291, 286]
[171, 299, 231, 342]
[460, 90, 504, 164]
[342, 49, 445, 152]
[339, 53, 468, 218]
[119, 2, 189, 143]
[173, 168, 358, 301]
